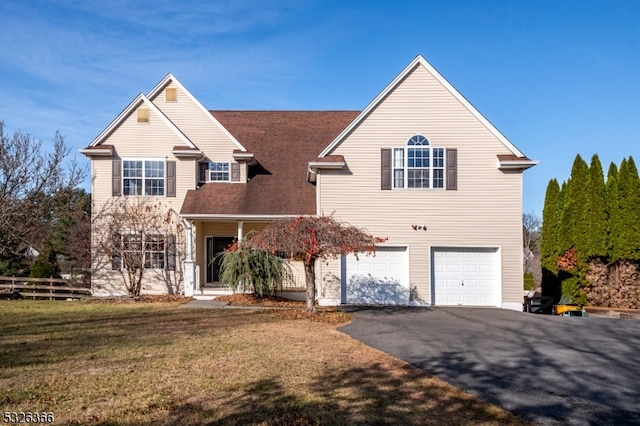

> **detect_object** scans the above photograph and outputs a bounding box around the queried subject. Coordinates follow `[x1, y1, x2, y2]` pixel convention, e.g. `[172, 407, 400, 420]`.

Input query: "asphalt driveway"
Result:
[339, 307, 640, 426]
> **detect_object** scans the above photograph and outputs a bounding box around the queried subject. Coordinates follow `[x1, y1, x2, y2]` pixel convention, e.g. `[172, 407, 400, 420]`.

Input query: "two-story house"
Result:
[81, 55, 536, 309]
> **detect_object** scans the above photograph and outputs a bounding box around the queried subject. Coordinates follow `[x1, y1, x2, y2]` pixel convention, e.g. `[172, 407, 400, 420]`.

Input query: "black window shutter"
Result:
[166, 161, 176, 197]
[381, 149, 392, 190]
[231, 163, 240, 181]
[198, 162, 208, 183]
[166, 234, 176, 271]
[446, 148, 457, 190]
[112, 160, 122, 196]
[111, 233, 122, 270]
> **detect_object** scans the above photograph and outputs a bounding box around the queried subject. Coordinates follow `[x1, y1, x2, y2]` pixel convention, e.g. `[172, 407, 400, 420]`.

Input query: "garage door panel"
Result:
[463, 264, 478, 273]
[344, 247, 409, 305]
[432, 247, 500, 307]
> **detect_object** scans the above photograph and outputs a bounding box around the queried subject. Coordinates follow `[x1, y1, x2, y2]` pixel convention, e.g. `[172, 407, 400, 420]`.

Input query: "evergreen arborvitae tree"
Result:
[558, 155, 590, 261]
[541, 179, 561, 272]
[613, 157, 640, 261]
[541, 179, 562, 303]
[29, 244, 61, 279]
[586, 154, 608, 259]
[605, 162, 619, 257]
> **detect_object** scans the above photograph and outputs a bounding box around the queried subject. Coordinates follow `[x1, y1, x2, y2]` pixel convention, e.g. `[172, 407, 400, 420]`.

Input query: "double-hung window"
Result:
[393, 135, 445, 189]
[209, 161, 230, 181]
[117, 233, 168, 270]
[123, 160, 165, 196]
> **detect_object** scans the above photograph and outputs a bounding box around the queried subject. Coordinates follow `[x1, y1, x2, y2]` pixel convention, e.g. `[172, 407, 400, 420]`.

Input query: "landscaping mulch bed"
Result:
[217, 293, 353, 324]
[215, 293, 305, 307]
[84, 294, 193, 304]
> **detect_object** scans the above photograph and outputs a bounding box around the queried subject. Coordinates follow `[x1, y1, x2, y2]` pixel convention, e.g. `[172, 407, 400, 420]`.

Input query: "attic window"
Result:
[165, 87, 177, 102]
[209, 162, 230, 181]
[137, 107, 150, 123]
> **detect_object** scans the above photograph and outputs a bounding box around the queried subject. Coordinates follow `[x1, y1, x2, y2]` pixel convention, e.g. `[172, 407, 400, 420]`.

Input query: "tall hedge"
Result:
[542, 154, 640, 306]
[558, 155, 589, 262]
[605, 162, 619, 255]
[586, 154, 608, 259]
[541, 179, 562, 302]
[541, 179, 561, 273]
[612, 157, 640, 261]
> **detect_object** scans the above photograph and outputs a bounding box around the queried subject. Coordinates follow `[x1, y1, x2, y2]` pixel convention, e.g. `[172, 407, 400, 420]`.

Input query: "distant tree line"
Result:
[541, 153, 640, 308]
[0, 121, 89, 279]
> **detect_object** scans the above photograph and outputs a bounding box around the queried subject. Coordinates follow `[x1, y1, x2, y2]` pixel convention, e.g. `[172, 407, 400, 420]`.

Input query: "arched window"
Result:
[393, 135, 445, 189]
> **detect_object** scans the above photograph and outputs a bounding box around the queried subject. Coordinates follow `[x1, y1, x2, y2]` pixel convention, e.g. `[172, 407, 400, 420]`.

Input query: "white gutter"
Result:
[79, 148, 113, 157]
[498, 159, 539, 171]
[307, 161, 346, 183]
[171, 149, 203, 157]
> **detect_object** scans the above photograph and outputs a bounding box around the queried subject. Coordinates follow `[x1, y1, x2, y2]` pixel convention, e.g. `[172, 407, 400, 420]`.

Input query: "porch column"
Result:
[183, 220, 196, 297]
[237, 221, 244, 242]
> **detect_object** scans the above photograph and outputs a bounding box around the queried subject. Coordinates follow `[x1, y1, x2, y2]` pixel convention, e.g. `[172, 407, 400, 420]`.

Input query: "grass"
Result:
[0, 300, 530, 425]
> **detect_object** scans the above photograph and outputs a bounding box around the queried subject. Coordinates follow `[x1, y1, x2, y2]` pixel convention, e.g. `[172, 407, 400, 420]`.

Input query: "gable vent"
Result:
[165, 87, 177, 102]
[137, 107, 149, 123]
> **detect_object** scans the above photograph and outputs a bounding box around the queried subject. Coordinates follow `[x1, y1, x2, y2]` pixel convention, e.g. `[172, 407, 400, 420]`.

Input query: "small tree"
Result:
[246, 215, 387, 312]
[94, 198, 184, 296]
[218, 244, 292, 297]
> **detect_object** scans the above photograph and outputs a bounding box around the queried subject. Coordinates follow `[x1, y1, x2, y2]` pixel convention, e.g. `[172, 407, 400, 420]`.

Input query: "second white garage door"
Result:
[342, 246, 409, 305]
[432, 247, 500, 307]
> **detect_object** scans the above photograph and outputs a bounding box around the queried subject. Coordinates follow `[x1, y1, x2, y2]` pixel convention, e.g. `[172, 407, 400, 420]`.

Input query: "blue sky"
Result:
[1, 0, 638, 216]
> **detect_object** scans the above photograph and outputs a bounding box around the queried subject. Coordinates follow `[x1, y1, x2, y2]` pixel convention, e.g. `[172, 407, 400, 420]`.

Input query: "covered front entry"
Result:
[205, 236, 235, 284]
[431, 247, 500, 307]
[341, 246, 409, 305]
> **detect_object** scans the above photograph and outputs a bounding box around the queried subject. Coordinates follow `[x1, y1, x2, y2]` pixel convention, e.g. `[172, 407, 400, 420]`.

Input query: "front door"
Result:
[205, 237, 235, 284]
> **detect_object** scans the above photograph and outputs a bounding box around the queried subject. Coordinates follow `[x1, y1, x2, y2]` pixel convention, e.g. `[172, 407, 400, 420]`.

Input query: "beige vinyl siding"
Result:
[149, 83, 245, 183]
[90, 104, 196, 296]
[318, 65, 524, 306]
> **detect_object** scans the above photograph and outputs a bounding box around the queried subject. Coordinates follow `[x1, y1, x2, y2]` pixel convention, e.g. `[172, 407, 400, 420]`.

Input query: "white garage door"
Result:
[342, 247, 409, 305]
[432, 247, 500, 307]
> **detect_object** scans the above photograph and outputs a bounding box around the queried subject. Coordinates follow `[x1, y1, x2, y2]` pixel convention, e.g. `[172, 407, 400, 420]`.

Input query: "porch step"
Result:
[193, 287, 234, 301]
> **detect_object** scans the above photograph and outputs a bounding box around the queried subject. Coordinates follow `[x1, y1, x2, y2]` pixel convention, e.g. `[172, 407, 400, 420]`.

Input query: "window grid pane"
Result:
[432, 169, 444, 188]
[123, 161, 143, 196]
[144, 235, 165, 269]
[394, 169, 404, 188]
[145, 161, 164, 178]
[408, 169, 430, 188]
[145, 179, 165, 196]
[392, 149, 405, 188]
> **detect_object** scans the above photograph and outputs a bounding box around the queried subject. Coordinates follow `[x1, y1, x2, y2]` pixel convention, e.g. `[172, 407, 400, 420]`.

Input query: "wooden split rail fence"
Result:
[0, 276, 91, 300]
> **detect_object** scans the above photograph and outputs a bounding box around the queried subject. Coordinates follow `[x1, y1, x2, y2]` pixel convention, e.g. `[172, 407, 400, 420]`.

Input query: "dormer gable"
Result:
[80, 93, 197, 156]
[146, 73, 247, 152]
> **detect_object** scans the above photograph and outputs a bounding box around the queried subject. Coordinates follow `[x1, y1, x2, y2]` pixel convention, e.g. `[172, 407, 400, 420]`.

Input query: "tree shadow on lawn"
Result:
[0, 305, 270, 369]
[103, 362, 526, 426]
